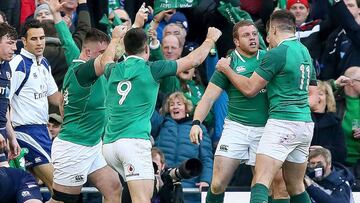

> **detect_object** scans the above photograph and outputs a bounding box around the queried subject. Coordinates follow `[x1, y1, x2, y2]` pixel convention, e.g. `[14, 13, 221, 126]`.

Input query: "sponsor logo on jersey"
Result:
[34, 91, 48, 99]
[34, 157, 42, 163]
[74, 175, 84, 183]
[219, 144, 229, 152]
[63, 89, 69, 105]
[235, 66, 246, 73]
[125, 164, 140, 178]
[259, 88, 267, 93]
[33, 72, 38, 79]
[21, 191, 31, 197]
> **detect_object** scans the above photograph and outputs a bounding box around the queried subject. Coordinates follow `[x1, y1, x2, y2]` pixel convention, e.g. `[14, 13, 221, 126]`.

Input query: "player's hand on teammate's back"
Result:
[189, 125, 203, 145]
[206, 27, 222, 43]
[216, 57, 231, 73]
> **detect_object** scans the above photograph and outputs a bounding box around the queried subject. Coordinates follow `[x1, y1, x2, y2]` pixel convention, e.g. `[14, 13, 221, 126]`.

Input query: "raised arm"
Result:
[96, 25, 127, 76]
[176, 27, 222, 74]
[46, 0, 80, 65]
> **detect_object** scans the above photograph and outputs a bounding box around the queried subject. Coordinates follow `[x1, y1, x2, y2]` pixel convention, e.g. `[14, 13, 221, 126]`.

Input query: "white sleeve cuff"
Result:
[149, 39, 160, 50]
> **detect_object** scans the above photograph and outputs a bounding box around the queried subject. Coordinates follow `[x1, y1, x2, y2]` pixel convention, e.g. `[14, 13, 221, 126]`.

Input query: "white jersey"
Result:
[9, 49, 58, 126]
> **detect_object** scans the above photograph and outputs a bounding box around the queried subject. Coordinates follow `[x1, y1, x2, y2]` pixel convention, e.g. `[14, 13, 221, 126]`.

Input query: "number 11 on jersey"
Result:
[299, 64, 310, 91]
[117, 81, 132, 105]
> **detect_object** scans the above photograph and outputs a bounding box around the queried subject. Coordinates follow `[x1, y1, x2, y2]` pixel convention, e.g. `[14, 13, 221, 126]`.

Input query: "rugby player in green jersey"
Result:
[216, 10, 317, 203]
[46, 0, 128, 202]
[102, 26, 221, 203]
[189, 20, 268, 203]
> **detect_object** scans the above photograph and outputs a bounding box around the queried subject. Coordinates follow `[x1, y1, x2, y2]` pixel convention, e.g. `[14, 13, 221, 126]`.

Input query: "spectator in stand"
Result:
[304, 147, 355, 203]
[319, 0, 360, 80]
[163, 23, 187, 50]
[150, 9, 188, 43]
[151, 92, 213, 203]
[47, 113, 62, 141]
[287, 0, 335, 75]
[148, 30, 214, 128]
[338, 67, 360, 168]
[34, 4, 53, 22]
[309, 80, 347, 164]
[108, 8, 132, 30]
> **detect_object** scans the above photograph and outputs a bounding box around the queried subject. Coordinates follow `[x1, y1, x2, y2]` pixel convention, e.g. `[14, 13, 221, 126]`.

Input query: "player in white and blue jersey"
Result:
[0, 22, 42, 203]
[8, 20, 62, 193]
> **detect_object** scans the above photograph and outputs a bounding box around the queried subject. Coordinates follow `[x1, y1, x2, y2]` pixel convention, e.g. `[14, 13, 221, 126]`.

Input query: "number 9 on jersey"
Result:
[117, 81, 132, 105]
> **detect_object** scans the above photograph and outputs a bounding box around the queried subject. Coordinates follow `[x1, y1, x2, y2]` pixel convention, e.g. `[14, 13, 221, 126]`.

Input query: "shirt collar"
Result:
[234, 49, 260, 62]
[124, 55, 145, 61]
[277, 37, 297, 47]
[20, 48, 43, 63]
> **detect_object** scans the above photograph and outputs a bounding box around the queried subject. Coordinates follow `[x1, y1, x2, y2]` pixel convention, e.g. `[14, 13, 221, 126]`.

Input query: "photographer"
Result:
[121, 147, 203, 203]
[304, 147, 355, 203]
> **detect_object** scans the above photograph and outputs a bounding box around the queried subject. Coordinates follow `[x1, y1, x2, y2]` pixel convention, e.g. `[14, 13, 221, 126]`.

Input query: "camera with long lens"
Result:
[306, 163, 325, 181]
[162, 158, 203, 182]
[156, 158, 203, 203]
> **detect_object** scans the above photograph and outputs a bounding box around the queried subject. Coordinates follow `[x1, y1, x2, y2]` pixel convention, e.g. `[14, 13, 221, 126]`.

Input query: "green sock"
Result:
[250, 183, 269, 203]
[206, 188, 224, 203]
[268, 196, 273, 203]
[290, 191, 311, 203]
[272, 199, 290, 203]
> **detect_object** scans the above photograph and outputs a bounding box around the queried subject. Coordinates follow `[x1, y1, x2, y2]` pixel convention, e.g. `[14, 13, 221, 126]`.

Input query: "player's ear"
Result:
[144, 44, 149, 54]
[233, 38, 239, 47]
[85, 48, 91, 58]
[21, 37, 27, 47]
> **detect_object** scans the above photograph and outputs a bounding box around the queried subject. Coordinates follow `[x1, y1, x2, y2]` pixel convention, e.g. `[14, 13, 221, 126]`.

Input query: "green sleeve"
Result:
[149, 45, 165, 61]
[149, 60, 177, 81]
[209, 70, 229, 90]
[104, 62, 117, 80]
[55, 21, 81, 66]
[255, 48, 285, 81]
[74, 59, 97, 87]
[159, 76, 180, 95]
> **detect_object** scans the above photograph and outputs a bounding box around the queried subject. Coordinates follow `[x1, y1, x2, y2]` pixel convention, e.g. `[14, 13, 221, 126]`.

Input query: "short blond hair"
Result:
[162, 92, 193, 115]
[317, 80, 336, 112]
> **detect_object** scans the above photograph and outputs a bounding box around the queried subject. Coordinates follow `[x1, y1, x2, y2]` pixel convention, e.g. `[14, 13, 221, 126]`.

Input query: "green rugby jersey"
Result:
[55, 20, 107, 146]
[103, 56, 177, 143]
[255, 37, 316, 122]
[59, 59, 107, 146]
[210, 50, 269, 127]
